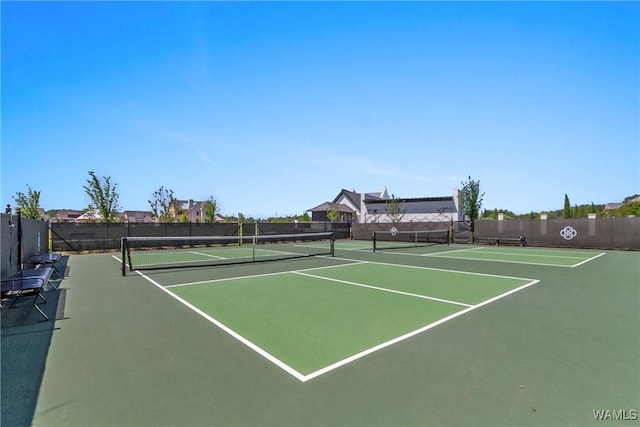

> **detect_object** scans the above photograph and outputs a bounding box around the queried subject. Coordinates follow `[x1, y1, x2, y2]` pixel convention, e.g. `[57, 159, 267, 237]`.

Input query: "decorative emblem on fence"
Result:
[560, 226, 578, 240]
[390, 226, 398, 237]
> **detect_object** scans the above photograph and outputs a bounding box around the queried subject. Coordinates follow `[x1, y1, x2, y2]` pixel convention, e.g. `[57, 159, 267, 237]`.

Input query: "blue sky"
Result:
[2, 1, 638, 218]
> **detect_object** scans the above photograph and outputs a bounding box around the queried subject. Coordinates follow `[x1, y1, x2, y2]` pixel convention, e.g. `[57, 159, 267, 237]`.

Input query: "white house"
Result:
[308, 187, 463, 223]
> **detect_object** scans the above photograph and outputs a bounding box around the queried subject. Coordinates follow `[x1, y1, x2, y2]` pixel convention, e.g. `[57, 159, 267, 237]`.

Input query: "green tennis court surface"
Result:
[7, 242, 637, 426]
[150, 261, 537, 380]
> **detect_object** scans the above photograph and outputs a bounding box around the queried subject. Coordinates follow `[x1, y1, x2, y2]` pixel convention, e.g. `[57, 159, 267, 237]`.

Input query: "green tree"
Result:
[203, 196, 219, 223]
[385, 194, 405, 223]
[326, 208, 340, 222]
[83, 171, 121, 223]
[482, 208, 515, 220]
[460, 176, 485, 242]
[13, 185, 42, 219]
[563, 194, 572, 218]
[617, 202, 640, 217]
[148, 186, 176, 222]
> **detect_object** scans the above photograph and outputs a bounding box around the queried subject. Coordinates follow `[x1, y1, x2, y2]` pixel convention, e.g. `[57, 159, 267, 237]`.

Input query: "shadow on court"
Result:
[1, 257, 69, 427]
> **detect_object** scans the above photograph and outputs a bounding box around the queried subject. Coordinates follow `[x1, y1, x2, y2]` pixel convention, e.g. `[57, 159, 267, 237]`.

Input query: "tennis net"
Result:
[372, 229, 450, 252]
[121, 232, 335, 275]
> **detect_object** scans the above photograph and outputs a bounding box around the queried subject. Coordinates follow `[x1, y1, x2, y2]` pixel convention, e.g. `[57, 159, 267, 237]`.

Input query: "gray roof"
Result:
[332, 189, 361, 206]
[604, 203, 623, 210]
[365, 197, 457, 214]
[307, 202, 355, 213]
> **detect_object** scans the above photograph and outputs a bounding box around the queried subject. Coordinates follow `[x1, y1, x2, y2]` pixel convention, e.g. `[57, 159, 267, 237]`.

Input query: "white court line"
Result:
[326, 256, 537, 282]
[165, 260, 368, 289]
[337, 245, 375, 251]
[570, 252, 606, 268]
[420, 246, 486, 256]
[292, 271, 472, 308]
[188, 250, 226, 260]
[444, 249, 593, 260]
[302, 278, 541, 382]
[416, 252, 577, 268]
[367, 245, 598, 267]
[133, 270, 308, 382]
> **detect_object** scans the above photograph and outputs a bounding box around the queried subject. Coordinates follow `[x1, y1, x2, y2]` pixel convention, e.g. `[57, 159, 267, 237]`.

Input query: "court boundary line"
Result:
[165, 260, 368, 289]
[422, 251, 606, 268]
[325, 256, 537, 282]
[570, 252, 606, 267]
[367, 245, 606, 268]
[432, 248, 593, 260]
[188, 250, 226, 260]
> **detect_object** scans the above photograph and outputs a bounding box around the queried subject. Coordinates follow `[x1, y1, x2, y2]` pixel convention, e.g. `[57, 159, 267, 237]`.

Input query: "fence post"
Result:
[16, 209, 23, 271]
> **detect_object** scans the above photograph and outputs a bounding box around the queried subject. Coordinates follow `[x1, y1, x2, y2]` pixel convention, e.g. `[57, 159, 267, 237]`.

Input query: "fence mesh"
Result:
[51, 222, 351, 252]
[353, 218, 640, 250]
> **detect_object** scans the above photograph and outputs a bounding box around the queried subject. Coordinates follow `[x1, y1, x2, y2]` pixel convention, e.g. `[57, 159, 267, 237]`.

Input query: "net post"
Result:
[330, 233, 335, 257]
[121, 238, 127, 276]
[372, 231, 377, 253]
[252, 234, 256, 262]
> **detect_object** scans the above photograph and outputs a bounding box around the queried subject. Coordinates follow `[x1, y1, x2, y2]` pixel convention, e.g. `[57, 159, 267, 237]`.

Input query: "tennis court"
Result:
[5, 237, 638, 426]
[130, 256, 538, 381]
[376, 245, 607, 268]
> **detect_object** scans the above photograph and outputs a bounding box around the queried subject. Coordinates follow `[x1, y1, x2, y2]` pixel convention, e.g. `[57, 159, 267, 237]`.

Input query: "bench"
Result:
[1, 267, 56, 321]
[30, 253, 63, 279]
[16, 266, 60, 290]
[476, 236, 526, 247]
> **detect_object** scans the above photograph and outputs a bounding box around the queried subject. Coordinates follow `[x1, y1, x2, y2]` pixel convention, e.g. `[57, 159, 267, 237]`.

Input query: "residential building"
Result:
[170, 199, 222, 223]
[49, 209, 85, 223]
[123, 210, 155, 223]
[308, 187, 463, 223]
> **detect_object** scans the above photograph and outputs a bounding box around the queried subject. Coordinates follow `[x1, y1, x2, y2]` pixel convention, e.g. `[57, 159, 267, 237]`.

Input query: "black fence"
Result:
[352, 221, 456, 240]
[475, 217, 640, 250]
[51, 222, 352, 252]
[353, 217, 640, 250]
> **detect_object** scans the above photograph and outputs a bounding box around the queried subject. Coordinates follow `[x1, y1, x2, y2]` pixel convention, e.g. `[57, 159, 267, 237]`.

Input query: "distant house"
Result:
[365, 195, 461, 223]
[170, 199, 223, 223]
[604, 203, 623, 212]
[308, 187, 462, 223]
[305, 202, 356, 223]
[50, 209, 85, 223]
[123, 210, 155, 223]
[74, 209, 104, 223]
[308, 188, 388, 222]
